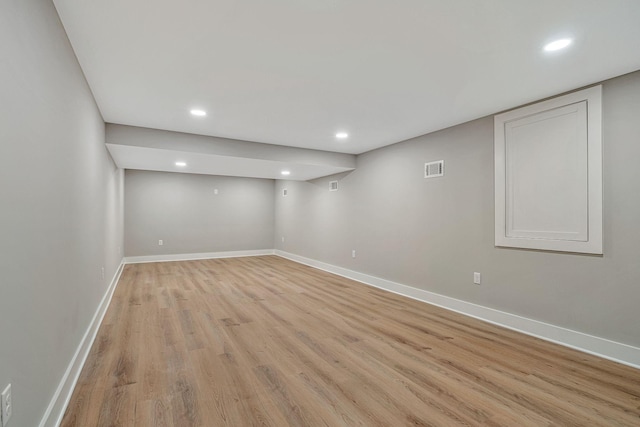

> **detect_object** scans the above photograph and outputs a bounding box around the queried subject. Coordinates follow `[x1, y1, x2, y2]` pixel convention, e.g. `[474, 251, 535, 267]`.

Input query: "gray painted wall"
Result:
[0, 1, 124, 426]
[125, 170, 275, 256]
[275, 70, 640, 348]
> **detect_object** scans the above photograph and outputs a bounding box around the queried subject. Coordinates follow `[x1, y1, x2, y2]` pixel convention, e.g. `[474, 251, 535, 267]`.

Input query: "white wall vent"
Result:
[329, 181, 338, 191]
[282, 188, 288, 197]
[424, 160, 444, 178]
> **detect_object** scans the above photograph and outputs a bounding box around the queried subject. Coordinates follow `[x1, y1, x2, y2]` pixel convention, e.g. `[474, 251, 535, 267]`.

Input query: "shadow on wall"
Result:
[307, 170, 354, 187]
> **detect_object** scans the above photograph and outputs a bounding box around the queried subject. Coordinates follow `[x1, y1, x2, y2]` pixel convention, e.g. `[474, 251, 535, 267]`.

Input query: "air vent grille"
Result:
[424, 160, 444, 178]
[329, 181, 338, 191]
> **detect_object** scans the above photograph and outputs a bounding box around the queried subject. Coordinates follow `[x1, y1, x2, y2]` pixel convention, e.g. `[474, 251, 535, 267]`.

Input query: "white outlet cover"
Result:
[474, 272, 481, 285]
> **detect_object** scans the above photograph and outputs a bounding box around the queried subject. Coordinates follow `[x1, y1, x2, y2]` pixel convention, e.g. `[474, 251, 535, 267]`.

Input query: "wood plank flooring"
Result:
[61, 256, 640, 426]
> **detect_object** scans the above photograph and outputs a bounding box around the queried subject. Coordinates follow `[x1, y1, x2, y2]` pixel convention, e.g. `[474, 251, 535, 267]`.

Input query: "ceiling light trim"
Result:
[543, 38, 573, 52]
[190, 109, 207, 117]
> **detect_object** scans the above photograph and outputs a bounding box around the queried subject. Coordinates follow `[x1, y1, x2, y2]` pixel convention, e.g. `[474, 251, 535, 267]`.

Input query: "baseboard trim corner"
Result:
[275, 250, 640, 370]
[39, 260, 125, 427]
[124, 249, 275, 264]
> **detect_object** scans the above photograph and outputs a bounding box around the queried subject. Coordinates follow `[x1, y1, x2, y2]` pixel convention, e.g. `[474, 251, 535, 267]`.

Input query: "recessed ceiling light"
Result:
[190, 109, 207, 116]
[336, 132, 349, 139]
[544, 38, 572, 52]
[281, 170, 291, 176]
[175, 161, 187, 167]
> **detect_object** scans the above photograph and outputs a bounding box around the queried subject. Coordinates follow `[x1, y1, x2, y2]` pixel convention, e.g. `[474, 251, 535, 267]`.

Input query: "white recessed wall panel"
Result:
[495, 86, 602, 254]
[506, 102, 588, 240]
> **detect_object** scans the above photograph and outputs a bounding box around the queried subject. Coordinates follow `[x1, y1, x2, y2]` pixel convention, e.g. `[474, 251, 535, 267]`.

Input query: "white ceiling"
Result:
[106, 124, 355, 181]
[106, 144, 354, 181]
[54, 0, 640, 157]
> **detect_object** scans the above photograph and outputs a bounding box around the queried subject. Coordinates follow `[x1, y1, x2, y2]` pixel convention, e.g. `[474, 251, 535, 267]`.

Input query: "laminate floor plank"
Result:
[61, 256, 640, 426]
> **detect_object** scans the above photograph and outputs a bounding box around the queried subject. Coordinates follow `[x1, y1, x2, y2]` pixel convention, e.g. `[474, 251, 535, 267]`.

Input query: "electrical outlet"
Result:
[474, 272, 481, 285]
[158, 240, 163, 246]
[352, 250, 356, 258]
[101, 267, 105, 280]
[214, 188, 219, 195]
[2, 384, 12, 426]
[281, 236, 285, 243]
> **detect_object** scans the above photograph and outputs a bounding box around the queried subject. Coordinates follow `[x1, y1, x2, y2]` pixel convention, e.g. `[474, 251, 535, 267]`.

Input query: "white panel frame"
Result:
[495, 86, 602, 254]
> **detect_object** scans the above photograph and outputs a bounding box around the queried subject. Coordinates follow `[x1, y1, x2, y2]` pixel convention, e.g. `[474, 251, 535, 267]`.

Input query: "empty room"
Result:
[2, 0, 640, 426]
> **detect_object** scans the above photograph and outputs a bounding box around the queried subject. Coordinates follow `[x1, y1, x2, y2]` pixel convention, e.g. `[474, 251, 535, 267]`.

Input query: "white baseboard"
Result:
[124, 249, 275, 264]
[275, 250, 640, 370]
[39, 260, 126, 427]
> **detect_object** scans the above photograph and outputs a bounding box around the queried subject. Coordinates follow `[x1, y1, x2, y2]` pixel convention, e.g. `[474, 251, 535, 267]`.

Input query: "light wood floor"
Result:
[62, 256, 640, 426]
